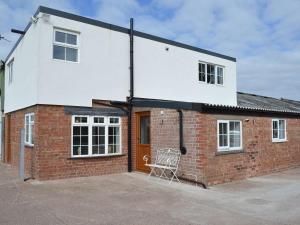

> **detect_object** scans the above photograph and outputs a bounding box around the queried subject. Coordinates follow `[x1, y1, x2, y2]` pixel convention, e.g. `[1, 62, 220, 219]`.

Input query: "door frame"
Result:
[135, 111, 151, 172]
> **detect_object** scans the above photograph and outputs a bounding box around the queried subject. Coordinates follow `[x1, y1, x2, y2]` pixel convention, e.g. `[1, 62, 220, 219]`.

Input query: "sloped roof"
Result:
[237, 92, 300, 113]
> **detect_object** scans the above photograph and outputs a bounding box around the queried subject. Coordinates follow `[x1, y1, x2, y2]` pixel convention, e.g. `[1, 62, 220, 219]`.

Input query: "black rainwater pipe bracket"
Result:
[177, 109, 187, 155]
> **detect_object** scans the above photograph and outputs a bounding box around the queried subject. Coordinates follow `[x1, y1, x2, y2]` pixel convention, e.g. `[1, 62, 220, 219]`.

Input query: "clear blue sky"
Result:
[1, 0, 300, 100]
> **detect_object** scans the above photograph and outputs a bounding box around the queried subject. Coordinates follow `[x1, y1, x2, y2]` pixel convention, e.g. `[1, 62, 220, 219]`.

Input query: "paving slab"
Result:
[0, 163, 299, 225]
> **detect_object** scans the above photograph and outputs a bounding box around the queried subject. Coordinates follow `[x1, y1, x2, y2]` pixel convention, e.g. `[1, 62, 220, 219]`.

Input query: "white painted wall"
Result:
[5, 12, 237, 113]
[135, 37, 237, 105]
[37, 14, 130, 108]
[4, 21, 40, 113]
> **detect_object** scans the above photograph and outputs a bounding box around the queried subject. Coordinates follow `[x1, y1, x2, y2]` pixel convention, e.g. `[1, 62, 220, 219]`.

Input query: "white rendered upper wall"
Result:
[5, 8, 237, 113]
[4, 20, 40, 113]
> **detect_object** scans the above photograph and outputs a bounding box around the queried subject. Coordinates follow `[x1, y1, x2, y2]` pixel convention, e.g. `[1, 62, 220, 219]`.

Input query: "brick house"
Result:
[3, 6, 300, 185]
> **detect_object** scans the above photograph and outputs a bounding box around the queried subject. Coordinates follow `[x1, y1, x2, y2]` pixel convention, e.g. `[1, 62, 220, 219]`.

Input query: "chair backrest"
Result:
[155, 148, 181, 168]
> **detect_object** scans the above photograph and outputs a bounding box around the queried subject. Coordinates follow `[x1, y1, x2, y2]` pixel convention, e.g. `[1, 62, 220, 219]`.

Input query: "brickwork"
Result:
[4, 104, 300, 184]
[199, 113, 300, 185]
[5, 105, 128, 180]
[4, 106, 37, 178]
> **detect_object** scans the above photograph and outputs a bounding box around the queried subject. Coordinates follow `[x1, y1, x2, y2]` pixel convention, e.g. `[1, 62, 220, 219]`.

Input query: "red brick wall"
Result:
[132, 108, 204, 182]
[4, 106, 37, 178]
[5, 104, 300, 184]
[199, 113, 300, 185]
[133, 108, 300, 186]
[5, 105, 128, 180]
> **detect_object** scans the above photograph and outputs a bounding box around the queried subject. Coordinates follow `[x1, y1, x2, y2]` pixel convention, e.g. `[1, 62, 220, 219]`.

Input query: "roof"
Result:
[5, 6, 236, 62]
[202, 92, 300, 116]
[131, 92, 300, 117]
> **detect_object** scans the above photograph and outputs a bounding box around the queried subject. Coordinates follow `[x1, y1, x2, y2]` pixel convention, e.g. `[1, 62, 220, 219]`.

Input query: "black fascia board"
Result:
[201, 105, 300, 118]
[132, 98, 196, 110]
[6, 5, 236, 62]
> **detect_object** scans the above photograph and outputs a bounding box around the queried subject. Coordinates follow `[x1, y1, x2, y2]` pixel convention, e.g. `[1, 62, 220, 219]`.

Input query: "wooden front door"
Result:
[136, 112, 151, 173]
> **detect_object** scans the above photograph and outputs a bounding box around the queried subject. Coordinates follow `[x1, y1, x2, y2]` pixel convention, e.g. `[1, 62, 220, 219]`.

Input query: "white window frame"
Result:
[53, 28, 79, 63]
[217, 120, 242, 151]
[8, 59, 14, 85]
[24, 113, 35, 146]
[71, 115, 122, 158]
[198, 61, 225, 86]
[272, 119, 287, 142]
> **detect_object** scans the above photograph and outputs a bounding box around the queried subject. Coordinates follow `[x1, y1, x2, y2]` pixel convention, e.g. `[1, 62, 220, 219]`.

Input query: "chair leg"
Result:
[169, 169, 180, 184]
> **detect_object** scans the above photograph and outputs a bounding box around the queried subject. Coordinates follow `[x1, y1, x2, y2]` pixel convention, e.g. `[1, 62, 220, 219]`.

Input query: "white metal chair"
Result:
[143, 148, 181, 183]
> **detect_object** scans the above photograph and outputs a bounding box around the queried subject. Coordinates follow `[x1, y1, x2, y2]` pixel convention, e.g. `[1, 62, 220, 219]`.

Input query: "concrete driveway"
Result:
[0, 163, 299, 225]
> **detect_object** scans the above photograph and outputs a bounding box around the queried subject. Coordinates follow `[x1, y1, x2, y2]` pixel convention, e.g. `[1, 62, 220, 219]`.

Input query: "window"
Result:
[198, 63, 206, 82]
[53, 29, 79, 62]
[272, 119, 286, 142]
[207, 64, 215, 84]
[72, 116, 121, 157]
[198, 62, 224, 85]
[218, 120, 242, 151]
[217, 67, 224, 85]
[8, 59, 14, 84]
[25, 113, 35, 146]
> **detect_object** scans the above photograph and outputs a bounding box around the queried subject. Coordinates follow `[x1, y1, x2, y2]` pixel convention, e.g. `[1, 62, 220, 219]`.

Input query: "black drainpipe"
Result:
[177, 109, 187, 155]
[127, 18, 134, 172]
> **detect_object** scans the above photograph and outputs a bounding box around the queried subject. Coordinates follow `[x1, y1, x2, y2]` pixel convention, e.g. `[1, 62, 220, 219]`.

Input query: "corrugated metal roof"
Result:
[203, 92, 300, 115]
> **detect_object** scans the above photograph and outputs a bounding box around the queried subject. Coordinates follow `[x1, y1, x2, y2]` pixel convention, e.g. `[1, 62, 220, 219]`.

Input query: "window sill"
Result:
[215, 150, 244, 156]
[25, 144, 34, 148]
[68, 153, 126, 160]
[272, 139, 287, 143]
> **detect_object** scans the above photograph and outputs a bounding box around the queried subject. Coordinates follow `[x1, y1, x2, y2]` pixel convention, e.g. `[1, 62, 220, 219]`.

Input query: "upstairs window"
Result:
[217, 67, 224, 85]
[272, 119, 286, 142]
[207, 64, 215, 84]
[8, 59, 14, 85]
[53, 29, 79, 62]
[198, 62, 224, 85]
[25, 113, 35, 146]
[218, 120, 242, 151]
[198, 63, 206, 82]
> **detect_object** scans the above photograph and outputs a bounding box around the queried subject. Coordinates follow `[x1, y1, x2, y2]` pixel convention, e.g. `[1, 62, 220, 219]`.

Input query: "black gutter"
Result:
[177, 110, 187, 155]
[6, 6, 236, 62]
[127, 18, 134, 172]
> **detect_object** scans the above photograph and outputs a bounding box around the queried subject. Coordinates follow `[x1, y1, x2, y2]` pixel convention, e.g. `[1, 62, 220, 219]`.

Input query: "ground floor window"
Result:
[272, 119, 286, 142]
[72, 115, 121, 157]
[217, 120, 242, 151]
[24, 113, 35, 146]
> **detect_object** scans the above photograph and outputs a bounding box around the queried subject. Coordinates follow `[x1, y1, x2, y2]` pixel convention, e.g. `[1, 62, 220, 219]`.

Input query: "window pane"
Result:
[140, 116, 150, 144]
[110, 118, 119, 124]
[279, 120, 285, 139]
[81, 136, 88, 145]
[273, 121, 278, 139]
[229, 122, 241, 148]
[73, 136, 80, 145]
[31, 124, 34, 145]
[218, 123, 228, 147]
[199, 63, 205, 82]
[108, 126, 120, 154]
[94, 117, 104, 124]
[81, 126, 88, 135]
[207, 64, 215, 84]
[81, 146, 88, 155]
[217, 67, 224, 85]
[73, 126, 80, 135]
[66, 33, 77, 45]
[73, 146, 80, 155]
[53, 45, 65, 60]
[66, 48, 78, 62]
[55, 31, 66, 43]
